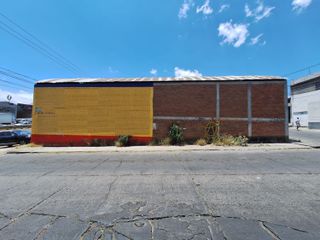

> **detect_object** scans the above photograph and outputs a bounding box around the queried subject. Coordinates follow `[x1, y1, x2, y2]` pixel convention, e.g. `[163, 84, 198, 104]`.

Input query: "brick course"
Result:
[252, 122, 285, 137]
[220, 84, 248, 118]
[252, 83, 285, 119]
[153, 81, 287, 141]
[220, 120, 248, 136]
[153, 83, 216, 117]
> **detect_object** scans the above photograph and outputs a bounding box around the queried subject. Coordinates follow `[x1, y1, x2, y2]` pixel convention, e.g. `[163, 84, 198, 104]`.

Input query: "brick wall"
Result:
[252, 83, 285, 119]
[252, 122, 285, 137]
[153, 83, 216, 141]
[220, 84, 248, 118]
[220, 120, 248, 136]
[153, 119, 209, 141]
[251, 83, 286, 138]
[153, 83, 216, 117]
[153, 81, 287, 141]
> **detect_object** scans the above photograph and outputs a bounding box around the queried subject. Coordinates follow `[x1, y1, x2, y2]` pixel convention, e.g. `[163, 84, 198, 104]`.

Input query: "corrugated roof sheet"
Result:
[37, 76, 285, 84]
[291, 72, 320, 86]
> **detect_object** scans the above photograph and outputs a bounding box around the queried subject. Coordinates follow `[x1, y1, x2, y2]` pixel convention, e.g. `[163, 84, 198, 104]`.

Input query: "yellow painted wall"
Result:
[32, 87, 153, 137]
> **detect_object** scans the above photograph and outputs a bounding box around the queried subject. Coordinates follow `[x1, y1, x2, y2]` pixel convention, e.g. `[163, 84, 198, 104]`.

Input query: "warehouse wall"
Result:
[32, 80, 287, 146]
[291, 89, 320, 129]
[153, 83, 216, 140]
[251, 83, 286, 138]
[153, 81, 287, 142]
[32, 84, 153, 146]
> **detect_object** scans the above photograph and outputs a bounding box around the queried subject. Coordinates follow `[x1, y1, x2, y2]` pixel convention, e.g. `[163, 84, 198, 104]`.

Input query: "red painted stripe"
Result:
[31, 134, 152, 146]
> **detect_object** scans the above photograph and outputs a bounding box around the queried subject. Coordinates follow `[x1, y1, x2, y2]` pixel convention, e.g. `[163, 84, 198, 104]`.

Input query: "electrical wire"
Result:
[0, 12, 84, 75]
[0, 12, 84, 74]
[0, 22, 80, 75]
[0, 66, 36, 81]
[284, 62, 320, 77]
[0, 70, 35, 84]
[0, 78, 33, 91]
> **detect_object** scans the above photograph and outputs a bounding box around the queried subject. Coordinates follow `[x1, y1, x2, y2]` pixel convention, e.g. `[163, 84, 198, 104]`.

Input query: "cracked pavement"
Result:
[0, 149, 320, 239]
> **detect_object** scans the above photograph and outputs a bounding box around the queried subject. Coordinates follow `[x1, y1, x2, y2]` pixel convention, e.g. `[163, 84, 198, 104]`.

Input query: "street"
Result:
[0, 149, 320, 239]
[289, 127, 320, 148]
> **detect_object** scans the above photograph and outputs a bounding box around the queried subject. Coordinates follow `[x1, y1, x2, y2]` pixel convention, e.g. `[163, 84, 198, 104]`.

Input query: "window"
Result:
[293, 111, 308, 115]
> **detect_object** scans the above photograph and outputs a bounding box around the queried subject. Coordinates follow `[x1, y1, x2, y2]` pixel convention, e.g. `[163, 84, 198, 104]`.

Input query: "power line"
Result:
[0, 70, 35, 85]
[0, 78, 33, 91]
[284, 62, 320, 77]
[0, 66, 36, 81]
[0, 66, 36, 87]
[0, 67, 35, 91]
[0, 21, 80, 75]
[0, 15, 82, 75]
[0, 12, 84, 75]
[0, 12, 84, 74]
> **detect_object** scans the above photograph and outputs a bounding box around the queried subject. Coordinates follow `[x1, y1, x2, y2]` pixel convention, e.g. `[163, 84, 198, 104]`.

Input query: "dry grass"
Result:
[214, 135, 248, 146]
[148, 139, 159, 146]
[195, 139, 207, 146]
[26, 143, 43, 148]
[159, 137, 171, 146]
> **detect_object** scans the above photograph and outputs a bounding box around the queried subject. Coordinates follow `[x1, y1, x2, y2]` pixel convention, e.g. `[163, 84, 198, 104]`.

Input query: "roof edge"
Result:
[291, 72, 320, 86]
[36, 76, 286, 84]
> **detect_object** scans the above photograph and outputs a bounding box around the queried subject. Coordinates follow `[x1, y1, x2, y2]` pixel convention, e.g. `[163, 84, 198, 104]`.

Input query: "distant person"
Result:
[295, 117, 301, 131]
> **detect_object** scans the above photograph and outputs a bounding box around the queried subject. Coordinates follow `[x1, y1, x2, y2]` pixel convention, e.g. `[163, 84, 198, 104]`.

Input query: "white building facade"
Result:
[291, 73, 320, 129]
[0, 101, 17, 124]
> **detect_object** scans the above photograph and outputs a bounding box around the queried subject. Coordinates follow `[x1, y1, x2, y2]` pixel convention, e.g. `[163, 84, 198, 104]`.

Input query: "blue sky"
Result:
[0, 0, 319, 103]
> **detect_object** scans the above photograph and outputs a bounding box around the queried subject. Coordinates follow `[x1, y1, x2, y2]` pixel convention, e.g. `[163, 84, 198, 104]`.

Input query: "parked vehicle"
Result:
[0, 130, 31, 147]
[15, 119, 32, 126]
[13, 129, 31, 139]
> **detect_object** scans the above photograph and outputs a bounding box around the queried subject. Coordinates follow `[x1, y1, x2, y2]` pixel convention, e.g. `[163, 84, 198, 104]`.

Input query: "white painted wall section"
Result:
[291, 89, 320, 128]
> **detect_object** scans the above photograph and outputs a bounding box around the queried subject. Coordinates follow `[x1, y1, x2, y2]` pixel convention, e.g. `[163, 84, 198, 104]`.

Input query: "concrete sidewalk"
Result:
[5, 142, 310, 154]
[289, 127, 320, 148]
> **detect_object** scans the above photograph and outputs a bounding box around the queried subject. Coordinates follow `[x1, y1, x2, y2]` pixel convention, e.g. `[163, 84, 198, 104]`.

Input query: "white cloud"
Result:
[196, 0, 213, 15]
[178, 0, 194, 19]
[0, 88, 33, 104]
[250, 34, 266, 45]
[245, 4, 253, 17]
[218, 21, 249, 47]
[245, 1, 275, 22]
[174, 67, 202, 78]
[219, 4, 230, 13]
[107, 66, 119, 74]
[150, 69, 158, 75]
[292, 0, 312, 12]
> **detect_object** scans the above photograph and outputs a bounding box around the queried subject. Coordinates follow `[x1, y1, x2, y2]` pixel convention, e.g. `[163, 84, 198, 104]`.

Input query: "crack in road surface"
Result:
[0, 187, 64, 231]
[81, 212, 312, 239]
[2, 150, 320, 239]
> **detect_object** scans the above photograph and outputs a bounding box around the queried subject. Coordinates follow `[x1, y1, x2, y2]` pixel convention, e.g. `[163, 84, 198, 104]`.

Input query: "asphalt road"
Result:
[0, 150, 320, 239]
[289, 127, 320, 148]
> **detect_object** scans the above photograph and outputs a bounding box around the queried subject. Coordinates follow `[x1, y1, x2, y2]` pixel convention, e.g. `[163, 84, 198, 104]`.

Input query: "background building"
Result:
[32, 76, 288, 146]
[291, 73, 320, 129]
[17, 103, 33, 119]
[0, 101, 17, 124]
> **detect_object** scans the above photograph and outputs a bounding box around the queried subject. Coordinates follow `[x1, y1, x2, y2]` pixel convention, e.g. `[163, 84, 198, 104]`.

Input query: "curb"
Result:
[5, 145, 313, 155]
